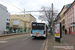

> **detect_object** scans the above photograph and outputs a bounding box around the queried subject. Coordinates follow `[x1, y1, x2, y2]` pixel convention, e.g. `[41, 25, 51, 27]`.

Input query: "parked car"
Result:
[3, 29, 9, 34]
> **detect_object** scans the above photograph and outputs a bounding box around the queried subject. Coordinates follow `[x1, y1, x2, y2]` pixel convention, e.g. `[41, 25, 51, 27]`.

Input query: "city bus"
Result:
[31, 22, 48, 38]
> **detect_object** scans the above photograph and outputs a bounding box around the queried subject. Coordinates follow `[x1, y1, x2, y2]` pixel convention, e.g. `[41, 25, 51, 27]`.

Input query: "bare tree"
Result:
[39, 6, 58, 28]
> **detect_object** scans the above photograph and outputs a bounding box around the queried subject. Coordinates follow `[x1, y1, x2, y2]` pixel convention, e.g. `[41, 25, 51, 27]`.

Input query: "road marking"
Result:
[21, 36, 30, 41]
[0, 41, 8, 43]
[43, 44, 45, 45]
[22, 39, 25, 41]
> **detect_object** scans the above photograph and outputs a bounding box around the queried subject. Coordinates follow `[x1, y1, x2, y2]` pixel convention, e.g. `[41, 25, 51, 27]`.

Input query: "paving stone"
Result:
[47, 33, 75, 50]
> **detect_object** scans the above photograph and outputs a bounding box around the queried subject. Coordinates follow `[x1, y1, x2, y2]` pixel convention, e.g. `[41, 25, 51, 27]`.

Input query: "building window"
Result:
[70, 18, 71, 23]
[9, 15, 10, 17]
[6, 23, 10, 25]
[6, 26, 9, 28]
[72, 7, 74, 13]
[73, 17, 74, 22]
[68, 20, 69, 24]
[70, 19, 71, 23]
[71, 18, 72, 23]
[69, 10, 70, 16]
[7, 19, 8, 21]
[71, 9, 72, 14]
[72, 17, 73, 22]
[67, 20, 68, 24]
[69, 19, 70, 24]
[73, 8, 74, 13]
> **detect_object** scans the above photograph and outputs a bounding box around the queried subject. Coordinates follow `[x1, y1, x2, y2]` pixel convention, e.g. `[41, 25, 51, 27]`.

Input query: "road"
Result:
[0, 33, 46, 50]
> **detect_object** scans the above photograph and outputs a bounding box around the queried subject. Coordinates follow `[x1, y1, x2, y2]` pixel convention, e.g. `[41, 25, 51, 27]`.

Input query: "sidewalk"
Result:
[47, 33, 75, 50]
[0, 32, 30, 37]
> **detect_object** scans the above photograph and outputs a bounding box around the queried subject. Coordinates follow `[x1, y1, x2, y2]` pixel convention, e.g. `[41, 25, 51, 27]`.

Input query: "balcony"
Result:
[6, 21, 10, 23]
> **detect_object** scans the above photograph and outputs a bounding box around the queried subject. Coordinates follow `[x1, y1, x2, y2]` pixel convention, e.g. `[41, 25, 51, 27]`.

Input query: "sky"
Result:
[0, 0, 74, 22]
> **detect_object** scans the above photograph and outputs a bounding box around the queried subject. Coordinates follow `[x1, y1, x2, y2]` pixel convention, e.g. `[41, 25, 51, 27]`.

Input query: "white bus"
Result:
[31, 22, 48, 38]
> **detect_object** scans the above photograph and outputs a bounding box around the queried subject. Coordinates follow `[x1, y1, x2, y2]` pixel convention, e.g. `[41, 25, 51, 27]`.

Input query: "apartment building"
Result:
[6, 12, 10, 29]
[10, 14, 36, 32]
[0, 4, 10, 34]
[65, 1, 75, 34]
[54, 13, 60, 23]
[59, 4, 71, 32]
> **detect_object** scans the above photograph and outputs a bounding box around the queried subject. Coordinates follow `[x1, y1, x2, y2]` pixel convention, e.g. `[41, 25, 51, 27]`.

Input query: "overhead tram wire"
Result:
[0, 4, 20, 17]
[17, 0, 30, 11]
[16, 0, 32, 17]
[16, 0, 51, 13]
[0, 6, 8, 12]
[0, 0, 51, 17]
[0, 0, 26, 17]
[3, 0, 25, 17]
[16, 0, 30, 14]
[0, 0, 23, 17]
[1, 0, 27, 16]
[1, 0, 21, 11]
[20, 10, 51, 17]
[2, 0, 51, 16]
[17, 0, 26, 8]
[0, 0, 19, 17]
[21, 10, 51, 13]
[6, 0, 25, 17]
[6, 0, 21, 10]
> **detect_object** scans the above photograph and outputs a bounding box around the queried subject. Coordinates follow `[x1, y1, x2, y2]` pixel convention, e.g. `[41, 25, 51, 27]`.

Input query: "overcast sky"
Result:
[0, 0, 74, 22]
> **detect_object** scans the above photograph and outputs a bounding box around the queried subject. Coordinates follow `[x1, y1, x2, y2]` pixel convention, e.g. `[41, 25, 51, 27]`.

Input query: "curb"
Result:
[45, 37, 48, 50]
[0, 32, 30, 37]
[45, 33, 49, 50]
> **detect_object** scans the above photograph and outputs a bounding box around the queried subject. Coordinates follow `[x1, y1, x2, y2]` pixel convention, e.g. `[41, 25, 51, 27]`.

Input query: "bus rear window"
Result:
[32, 23, 45, 30]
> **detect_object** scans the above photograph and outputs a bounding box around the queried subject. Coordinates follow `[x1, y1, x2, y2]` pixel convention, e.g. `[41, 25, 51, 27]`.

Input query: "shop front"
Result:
[70, 24, 75, 34]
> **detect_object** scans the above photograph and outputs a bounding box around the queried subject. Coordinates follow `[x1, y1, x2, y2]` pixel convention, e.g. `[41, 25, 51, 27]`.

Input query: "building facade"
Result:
[54, 13, 60, 23]
[10, 14, 36, 33]
[65, 1, 75, 34]
[60, 5, 66, 27]
[6, 12, 10, 29]
[59, 4, 71, 32]
[0, 4, 10, 34]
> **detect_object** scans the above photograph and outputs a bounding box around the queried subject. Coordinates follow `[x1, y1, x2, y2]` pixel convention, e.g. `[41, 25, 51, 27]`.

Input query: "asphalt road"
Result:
[0, 33, 46, 50]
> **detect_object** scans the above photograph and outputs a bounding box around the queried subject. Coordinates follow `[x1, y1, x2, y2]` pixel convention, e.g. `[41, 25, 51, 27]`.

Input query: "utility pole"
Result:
[52, 3, 53, 35]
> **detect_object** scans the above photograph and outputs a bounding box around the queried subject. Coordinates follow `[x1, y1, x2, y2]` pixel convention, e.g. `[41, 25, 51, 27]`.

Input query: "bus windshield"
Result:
[32, 23, 45, 30]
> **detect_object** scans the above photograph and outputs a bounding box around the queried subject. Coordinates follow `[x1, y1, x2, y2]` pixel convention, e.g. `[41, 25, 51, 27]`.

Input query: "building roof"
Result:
[55, 3, 72, 22]
[64, 1, 75, 14]
[11, 14, 36, 19]
[59, 3, 71, 15]
[65, 4, 71, 9]
[30, 14, 36, 19]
